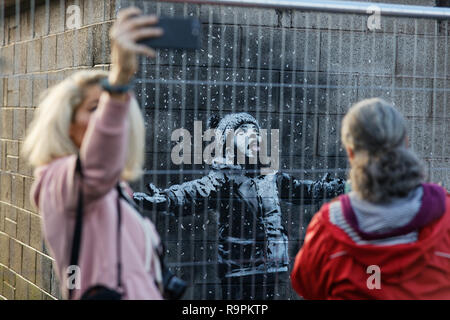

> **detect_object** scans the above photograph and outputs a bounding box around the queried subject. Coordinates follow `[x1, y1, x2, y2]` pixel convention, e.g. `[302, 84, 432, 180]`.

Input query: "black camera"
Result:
[157, 244, 187, 300]
[161, 266, 187, 300]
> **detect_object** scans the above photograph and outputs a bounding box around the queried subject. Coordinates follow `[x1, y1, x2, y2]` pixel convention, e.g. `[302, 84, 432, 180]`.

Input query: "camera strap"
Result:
[68, 156, 123, 299]
[116, 184, 165, 294]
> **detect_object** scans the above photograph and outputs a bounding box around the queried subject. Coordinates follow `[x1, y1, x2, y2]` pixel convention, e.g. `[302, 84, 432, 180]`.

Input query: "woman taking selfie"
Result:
[291, 98, 450, 299]
[23, 8, 165, 300]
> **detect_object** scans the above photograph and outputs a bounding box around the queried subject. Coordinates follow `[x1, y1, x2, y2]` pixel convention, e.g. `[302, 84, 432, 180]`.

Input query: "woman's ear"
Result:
[346, 147, 355, 163]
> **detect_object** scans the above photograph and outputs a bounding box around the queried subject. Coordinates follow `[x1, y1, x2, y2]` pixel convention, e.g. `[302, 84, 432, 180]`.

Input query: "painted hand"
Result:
[133, 191, 169, 211]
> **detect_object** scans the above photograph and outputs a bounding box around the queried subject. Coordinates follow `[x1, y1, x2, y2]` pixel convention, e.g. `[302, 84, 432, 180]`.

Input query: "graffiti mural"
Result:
[134, 112, 345, 299]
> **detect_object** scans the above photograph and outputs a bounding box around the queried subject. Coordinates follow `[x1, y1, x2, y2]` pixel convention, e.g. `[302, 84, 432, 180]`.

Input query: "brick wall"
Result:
[0, 0, 449, 300]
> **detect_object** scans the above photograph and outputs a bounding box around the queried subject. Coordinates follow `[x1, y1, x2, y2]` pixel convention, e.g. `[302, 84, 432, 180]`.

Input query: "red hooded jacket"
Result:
[291, 184, 450, 299]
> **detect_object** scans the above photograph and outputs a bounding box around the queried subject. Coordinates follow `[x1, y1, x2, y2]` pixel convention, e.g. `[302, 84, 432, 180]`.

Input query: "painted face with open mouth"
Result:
[234, 123, 261, 160]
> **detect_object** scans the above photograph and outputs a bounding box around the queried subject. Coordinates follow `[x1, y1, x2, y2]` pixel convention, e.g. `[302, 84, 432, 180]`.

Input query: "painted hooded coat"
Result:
[134, 157, 345, 279]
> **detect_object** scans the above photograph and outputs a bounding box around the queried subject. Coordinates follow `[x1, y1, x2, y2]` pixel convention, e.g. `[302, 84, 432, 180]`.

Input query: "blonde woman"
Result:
[23, 7, 165, 299]
[291, 98, 450, 299]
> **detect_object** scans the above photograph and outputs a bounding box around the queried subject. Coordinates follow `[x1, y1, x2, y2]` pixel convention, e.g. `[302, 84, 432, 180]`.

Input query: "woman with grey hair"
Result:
[291, 98, 450, 299]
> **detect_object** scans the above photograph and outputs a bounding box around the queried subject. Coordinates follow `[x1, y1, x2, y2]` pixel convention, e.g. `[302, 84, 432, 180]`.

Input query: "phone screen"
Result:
[138, 17, 202, 51]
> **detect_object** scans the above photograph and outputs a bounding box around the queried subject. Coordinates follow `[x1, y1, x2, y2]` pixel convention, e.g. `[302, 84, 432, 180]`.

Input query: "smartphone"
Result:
[138, 16, 202, 51]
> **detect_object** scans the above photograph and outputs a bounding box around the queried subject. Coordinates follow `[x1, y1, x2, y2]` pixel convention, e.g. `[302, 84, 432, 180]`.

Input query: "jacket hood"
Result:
[30, 155, 78, 212]
[30, 162, 53, 209]
[212, 113, 260, 140]
[324, 183, 449, 283]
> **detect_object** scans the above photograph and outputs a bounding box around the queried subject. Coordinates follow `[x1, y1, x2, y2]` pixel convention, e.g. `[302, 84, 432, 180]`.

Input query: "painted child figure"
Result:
[134, 113, 345, 299]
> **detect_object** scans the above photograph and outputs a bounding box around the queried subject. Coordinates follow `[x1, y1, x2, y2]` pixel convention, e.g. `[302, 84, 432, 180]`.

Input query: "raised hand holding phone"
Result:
[109, 7, 164, 87]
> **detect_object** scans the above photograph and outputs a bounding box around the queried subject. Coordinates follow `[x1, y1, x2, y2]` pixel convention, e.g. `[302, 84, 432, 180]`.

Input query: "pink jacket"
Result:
[31, 92, 163, 300]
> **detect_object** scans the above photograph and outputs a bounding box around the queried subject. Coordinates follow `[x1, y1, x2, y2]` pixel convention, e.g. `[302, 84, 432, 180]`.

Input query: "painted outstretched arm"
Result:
[278, 172, 345, 205]
[133, 183, 171, 212]
[133, 170, 226, 214]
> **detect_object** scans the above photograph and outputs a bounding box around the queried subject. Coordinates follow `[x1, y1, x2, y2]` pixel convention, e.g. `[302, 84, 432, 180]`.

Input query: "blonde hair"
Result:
[23, 70, 145, 181]
[341, 98, 425, 203]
